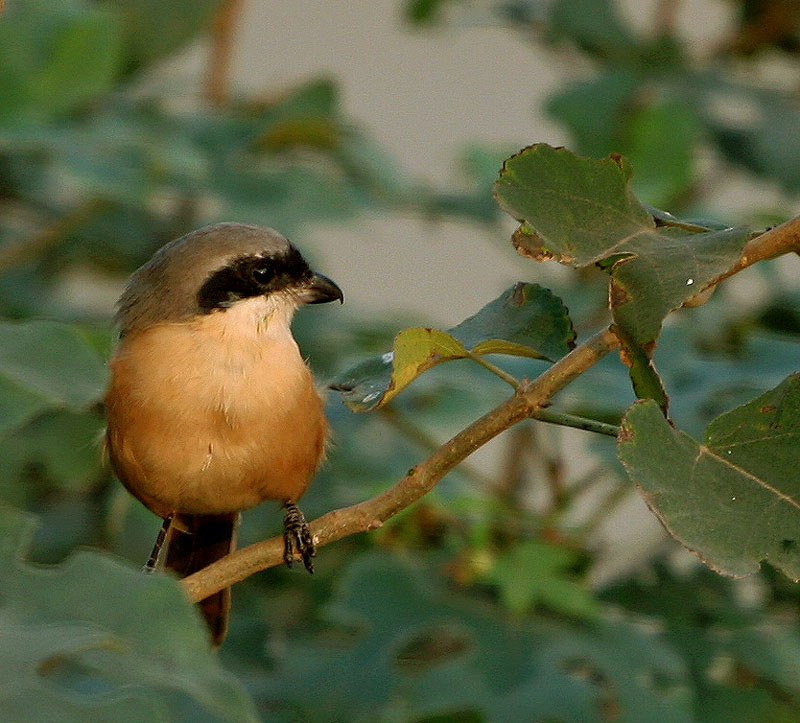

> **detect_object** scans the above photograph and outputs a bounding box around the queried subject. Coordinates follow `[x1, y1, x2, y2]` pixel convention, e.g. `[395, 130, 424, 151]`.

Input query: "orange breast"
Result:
[105, 306, 327, 518]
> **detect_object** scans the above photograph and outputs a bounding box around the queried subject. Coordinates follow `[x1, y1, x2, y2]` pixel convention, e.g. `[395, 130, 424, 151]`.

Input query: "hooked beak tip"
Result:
[303, 273, 343, 305]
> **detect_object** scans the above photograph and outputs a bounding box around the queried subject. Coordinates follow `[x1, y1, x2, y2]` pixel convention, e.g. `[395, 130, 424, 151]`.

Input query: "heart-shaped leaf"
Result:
[332, 282, 574, 412]
[618, 374, 800, 580]
[494, 144, 749, 410]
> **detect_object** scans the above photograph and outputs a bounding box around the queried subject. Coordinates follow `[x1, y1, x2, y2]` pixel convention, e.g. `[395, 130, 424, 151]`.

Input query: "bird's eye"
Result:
[252, 265, 273, 284]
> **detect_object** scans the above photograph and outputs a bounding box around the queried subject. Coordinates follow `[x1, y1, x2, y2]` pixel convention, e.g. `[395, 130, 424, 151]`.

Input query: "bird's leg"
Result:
[283, 500, 315, 574]
[143, 515, 173, 573]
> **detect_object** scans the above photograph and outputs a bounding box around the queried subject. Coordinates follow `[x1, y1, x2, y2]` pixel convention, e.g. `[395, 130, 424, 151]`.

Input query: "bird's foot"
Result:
[283, 500, 315, 574]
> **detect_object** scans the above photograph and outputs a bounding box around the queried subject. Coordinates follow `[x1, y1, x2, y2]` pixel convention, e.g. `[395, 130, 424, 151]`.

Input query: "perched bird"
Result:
[104, 222, 342, 644]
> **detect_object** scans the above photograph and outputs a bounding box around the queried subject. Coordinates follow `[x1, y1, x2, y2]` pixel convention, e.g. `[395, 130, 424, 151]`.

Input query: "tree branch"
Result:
[378, 406, 497, 489]
[711, 215, 800, 287]
[466, 351, 520, 388]
[205, 0, 242, 108]
[654, 0, 681, 36]
[181, 327, 620, 602]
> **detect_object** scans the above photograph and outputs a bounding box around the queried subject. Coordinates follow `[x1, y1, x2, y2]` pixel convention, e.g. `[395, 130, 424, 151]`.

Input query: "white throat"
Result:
[217, 293, 298, 340]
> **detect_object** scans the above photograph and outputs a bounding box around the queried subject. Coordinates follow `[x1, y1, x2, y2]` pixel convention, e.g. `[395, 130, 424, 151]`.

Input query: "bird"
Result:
[104, 222, 343, 645]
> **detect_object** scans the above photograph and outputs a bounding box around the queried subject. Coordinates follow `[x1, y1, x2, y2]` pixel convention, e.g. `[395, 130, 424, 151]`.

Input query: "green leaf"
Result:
[449, 282, 576, 357]
[498, 147, 651, 264]
[0, 321, 108, 436]
[405, 0, 454, 25]
[728, 626, 800, 695]
[706, 85, 800, 192]
[259, 553, 691, 722]
[546, 69, 640, 157]
[0, 507, 258, 722]
[0, 2, 122, 124]
[488, 541, 599, 619]
[267, 77, 339, 120]
[549, 0, 639, 62]
[0, 375, 53, 440]
[495, 144, 748, 407]
[618, 374, 800, 580]
[495, 145, 747, 340]
[332, 283, 575, 412]
[30, 10, 123, 117]
[696, 686, 775, 723]
[101, 0, 225, 71]
[0, 410, 105, 497]
[0, 122, 147, 205]
[212, 163, 363, 235]
[549, 85, 699, 207]
[627, 100, 698, 207]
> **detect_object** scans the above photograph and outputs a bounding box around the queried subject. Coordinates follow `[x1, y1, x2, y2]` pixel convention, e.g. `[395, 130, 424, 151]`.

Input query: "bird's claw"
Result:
[283, 500, 315, 573]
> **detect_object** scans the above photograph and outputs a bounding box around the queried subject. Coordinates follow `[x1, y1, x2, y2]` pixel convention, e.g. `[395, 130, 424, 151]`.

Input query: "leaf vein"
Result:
[712, 432, 800, 450]
[700, 445, 800, 511]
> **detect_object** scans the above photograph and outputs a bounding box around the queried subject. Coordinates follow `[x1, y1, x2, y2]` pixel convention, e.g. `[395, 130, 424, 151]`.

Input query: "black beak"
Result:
[299, 273, 344, 305]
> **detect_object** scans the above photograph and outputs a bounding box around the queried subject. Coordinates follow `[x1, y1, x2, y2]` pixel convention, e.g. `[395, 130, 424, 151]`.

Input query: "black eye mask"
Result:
[197, 247, 312, 312]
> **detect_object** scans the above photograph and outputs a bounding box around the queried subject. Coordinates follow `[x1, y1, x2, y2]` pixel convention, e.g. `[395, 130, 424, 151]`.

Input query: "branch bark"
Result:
[711, 214, 800, 287]
[182, 327, 620, 602]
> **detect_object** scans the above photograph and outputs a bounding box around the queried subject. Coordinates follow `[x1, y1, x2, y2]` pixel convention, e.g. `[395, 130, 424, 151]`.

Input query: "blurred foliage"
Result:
[1, 0, 800, 721]
[0, 506, 258, 722]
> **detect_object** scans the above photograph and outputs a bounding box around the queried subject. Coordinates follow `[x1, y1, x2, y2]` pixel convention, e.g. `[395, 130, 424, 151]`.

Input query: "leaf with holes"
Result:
[494, 144, 748, 409]
[331, 283, 575, 412]
[618, 374, 800, 579]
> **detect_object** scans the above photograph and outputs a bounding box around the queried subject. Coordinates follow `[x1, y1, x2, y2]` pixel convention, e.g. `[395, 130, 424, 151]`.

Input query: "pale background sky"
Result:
[163, 0, 742, 328]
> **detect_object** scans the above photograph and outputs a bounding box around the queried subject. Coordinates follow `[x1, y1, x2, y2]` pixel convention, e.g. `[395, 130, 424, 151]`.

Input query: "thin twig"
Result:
[541, 427, 568, 514]
[497, 422, 535, 506]
[206, 0, 242, 108]
[181, 328, 620, 602]
[654, 0, 681, 36]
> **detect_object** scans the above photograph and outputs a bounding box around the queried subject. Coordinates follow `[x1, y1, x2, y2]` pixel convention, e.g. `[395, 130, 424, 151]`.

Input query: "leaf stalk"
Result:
[466, 351, 520, 388]
[529, 408, 619, 437]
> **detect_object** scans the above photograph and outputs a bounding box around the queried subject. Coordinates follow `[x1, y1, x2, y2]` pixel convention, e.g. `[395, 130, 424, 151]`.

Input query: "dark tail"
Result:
[158, 513, 239, 646]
